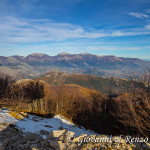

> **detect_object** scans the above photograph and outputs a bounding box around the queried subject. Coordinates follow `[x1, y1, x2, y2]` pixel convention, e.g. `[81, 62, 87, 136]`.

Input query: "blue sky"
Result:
[0, 0, 150, 59]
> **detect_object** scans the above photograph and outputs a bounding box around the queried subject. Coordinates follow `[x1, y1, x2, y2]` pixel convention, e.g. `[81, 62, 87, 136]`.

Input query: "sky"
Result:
[0, 0, 150, 59]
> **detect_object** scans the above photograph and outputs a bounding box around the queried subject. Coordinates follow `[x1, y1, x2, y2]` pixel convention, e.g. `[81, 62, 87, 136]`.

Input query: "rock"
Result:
[30, 144, 38, 149]
[49, 140, 68, 150]
[17, 144, 26, 149]
[40, 130, 49, 135]
[8, 111, 24, 120]
[131, 143, 137, 149]
[47, 130, 67, 140]
[12, 138, 21, 147]
[76, 134, 88, 143]
[32, 117, 39, 122]
[19, 112, 28, 117]
[112, 136, 122, 143]
[32, 148, 39, 150]
[0, 118, 149, 150]
[47, 129, 75, 142]
[2, 138, 9, 146]
[59, 126, 64, 130]
[84, 143, 94, 149]
[0, 146, 5, 150]
[0, 108, 7, 110]
[68, 143, 79, 150]
[73, 137, 79, 143]
[23, 132, 43, 143]
[23, 143, 30, 149]
[142, 142, 150, 149]
[45, 125, 52, 128]
[134, 142, 150, 150]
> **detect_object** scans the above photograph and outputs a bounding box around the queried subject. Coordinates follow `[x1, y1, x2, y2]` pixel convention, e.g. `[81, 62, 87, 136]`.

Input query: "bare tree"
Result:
[0, 75, 14, 99]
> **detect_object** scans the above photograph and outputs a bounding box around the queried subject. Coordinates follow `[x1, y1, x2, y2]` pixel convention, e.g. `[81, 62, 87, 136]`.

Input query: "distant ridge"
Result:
[0, 53, 149, 79]
[57, 53, 71, 55]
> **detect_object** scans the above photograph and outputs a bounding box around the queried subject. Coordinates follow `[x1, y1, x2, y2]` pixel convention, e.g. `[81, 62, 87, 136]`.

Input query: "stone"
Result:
[47, 130, 66, 140]
[9, 111, 24, 120]
[40, 130, 49, 135]
[76, 134, 88, 143]
[0, 119, 149, 150]
[49, 140, 68, 150]
[0, 146, 5, 150]
[131, 143, 137, 149]
[2, 138, 9, 146]
[19, 112, 28, 117]
[23, 132, 43, 143]
[41, 140, 49, 147]
[45, 125, 52, 128]
[32, 148, 39, 150]
[24, 143, 30, 149]
[47, 129, 75, 142]
[17, 144, 26, 149]
[30, 144, 38, 149]
[73, 137, 79, 143]
[135, 142, 150, 150]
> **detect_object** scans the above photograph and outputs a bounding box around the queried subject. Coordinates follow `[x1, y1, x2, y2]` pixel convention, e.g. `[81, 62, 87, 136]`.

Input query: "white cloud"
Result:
[145, 9, 150, 13]
[86, 46, 116, 51]
[128, 12, 149, 18]
[0, 16, 109, 43]
[145, 24, 150, 30]
[122, 47, 141, 50]
[1, 16, 150, 44]
[85, 46, 141, 51]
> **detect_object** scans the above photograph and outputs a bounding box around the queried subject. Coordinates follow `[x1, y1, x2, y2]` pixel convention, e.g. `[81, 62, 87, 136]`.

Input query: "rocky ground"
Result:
[0, 108, 150, 150]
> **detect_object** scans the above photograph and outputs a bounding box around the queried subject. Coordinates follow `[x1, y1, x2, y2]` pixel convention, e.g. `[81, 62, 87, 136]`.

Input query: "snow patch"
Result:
[0, 108, 97, 138]
[0, 108, 17, 124]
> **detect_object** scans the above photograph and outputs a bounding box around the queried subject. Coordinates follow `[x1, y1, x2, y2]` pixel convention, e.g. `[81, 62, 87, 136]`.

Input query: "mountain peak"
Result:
[57, 53, 71, 56]
[27, 53, 49, 57]
[80, 53, 93, 55]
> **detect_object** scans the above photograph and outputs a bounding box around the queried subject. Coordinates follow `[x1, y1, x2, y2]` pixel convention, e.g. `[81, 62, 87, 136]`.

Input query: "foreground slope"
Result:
[0, 108, 96, 137]
[0, 108, 149, 150]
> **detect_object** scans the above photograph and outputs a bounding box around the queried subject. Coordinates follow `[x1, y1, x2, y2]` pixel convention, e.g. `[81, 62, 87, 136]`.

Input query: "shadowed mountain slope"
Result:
[35, 71, 133, 94]
[0, 53, 149, 79]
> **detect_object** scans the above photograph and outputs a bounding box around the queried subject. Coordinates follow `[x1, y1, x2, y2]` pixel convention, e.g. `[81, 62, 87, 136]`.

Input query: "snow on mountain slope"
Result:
[0, 108, 97, 138]
[0, 108, 17, 124]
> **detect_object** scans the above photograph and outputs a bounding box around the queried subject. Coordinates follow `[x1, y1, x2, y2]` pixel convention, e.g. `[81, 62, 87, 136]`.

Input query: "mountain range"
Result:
[0, 53, 149, 79]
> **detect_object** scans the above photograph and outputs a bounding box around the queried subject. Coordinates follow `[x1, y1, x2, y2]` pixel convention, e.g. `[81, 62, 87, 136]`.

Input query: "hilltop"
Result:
[35, 71, 134, 94]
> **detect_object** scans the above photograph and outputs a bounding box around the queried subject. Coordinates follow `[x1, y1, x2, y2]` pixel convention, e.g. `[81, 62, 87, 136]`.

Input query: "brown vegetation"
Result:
[6, 79, 45, 100]
[0, 70, 150, 137]
[0, 75, 14, 99]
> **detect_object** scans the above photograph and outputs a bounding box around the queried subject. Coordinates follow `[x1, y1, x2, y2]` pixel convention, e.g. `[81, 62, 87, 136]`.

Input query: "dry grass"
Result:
[8, 111, 24, 120]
